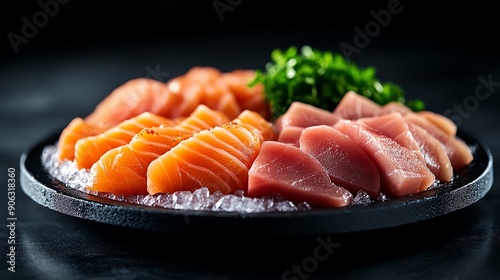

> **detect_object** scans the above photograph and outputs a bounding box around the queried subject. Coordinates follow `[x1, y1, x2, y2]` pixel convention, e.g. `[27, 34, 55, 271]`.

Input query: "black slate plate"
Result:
[20, 130, 494, 236]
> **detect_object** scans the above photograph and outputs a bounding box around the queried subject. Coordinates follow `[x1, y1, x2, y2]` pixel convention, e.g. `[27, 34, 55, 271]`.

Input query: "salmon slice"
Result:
[407, 122, 453, 182]
[220, 70, 271, 121]
[201, 81, 242, 120]
[221, 70, 261, 101]
[334, 119, 436, 197]
[57, 118, 104, 162]
[165, 68, 221, 118]
[233, 110, 277, 142]
[300, 125, 381, 199]
[74, 112, 181, 170]
[332, 91, 383, 119]
[170, 83, 205, 118]
[173, 68, 270, 120]
[70, 67, 269, 145]
[404, 114, 473, 171]
[85, 78, 181, 129]
[247, 141, 353, 208]
[165, 67, 221, 103]
[87, 105, 230, 196]
[177, 66, 222, 86]
[147, 122, 261, 195]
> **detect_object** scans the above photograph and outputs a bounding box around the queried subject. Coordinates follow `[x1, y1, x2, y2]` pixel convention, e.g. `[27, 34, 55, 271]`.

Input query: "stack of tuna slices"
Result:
[53, 67, 474, 209]
[247, 91, 474, 208]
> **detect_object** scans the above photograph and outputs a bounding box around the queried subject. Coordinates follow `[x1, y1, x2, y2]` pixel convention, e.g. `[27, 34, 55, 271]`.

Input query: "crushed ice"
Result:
[41, 145, 309, 213]
[352, 190, 373, 205]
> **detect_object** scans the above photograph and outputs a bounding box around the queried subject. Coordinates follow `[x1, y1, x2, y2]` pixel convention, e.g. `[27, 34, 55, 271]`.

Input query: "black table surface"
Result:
[1, 5, 500, 279]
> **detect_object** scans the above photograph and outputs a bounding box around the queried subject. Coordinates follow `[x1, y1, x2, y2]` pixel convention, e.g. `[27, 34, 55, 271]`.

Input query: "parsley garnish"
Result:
[249, 45, 425, 119]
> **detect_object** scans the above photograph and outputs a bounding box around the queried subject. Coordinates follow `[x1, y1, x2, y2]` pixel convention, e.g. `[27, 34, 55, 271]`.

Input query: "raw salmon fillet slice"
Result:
[147, 122, 261, 195]
[85, 78, 180, 129]
[74, 112, 182, 169]
[233, 110, 277, 142]
[87, 105, 230, 196]
[148, 110, 277, 193]
[167, 66, 271, 120]
[57, 118, 104, 162]
[169, 83, 206, 118]
[221, 70, 271, 121]
[200, 81, 242, 120]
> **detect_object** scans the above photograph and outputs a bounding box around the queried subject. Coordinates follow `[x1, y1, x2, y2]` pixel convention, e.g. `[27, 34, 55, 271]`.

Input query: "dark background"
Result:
[2, 0, 500, 58]
[1, 1, 499, 279]
[2, 0, 499, 132]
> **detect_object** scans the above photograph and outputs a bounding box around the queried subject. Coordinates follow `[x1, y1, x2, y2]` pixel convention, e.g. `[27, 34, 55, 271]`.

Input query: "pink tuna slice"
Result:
[404, 114, 473, 171]
[277, 126, 304, 147]
[416, 111, 457, 136]
[407, 122, 453, 182]
[333, 119, 436, 197]
[357, 113, 426, 164]
[332, 91, 383, 119]
[274, 101, 340, 133]
[378, 102, 413, 116]
[247, 141, 353, 208]
[299, 125, 380, 198]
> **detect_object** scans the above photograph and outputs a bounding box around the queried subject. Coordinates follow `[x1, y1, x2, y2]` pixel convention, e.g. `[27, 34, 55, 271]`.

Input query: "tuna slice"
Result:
[407, 122, 453, 182]
[277, 126, 304, 147]
[404, 114, 473, 171]
[357, 113, 425, 164]
[333, 120, 436, 197]
[378, 102, 413, 116]
[416, 111, 457, 136]
[299, 125, 381, 198]
[332, 91, 383, 119]
[247, 141, 353, 208]
[274, 102, 340, 133]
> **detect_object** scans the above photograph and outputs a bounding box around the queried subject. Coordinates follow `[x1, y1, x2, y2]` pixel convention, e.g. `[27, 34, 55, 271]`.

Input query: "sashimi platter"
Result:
[20, 46, 493, 234]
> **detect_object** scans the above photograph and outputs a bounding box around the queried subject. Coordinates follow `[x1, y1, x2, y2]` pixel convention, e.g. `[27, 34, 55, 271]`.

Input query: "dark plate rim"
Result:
[20, 129, 494, 235]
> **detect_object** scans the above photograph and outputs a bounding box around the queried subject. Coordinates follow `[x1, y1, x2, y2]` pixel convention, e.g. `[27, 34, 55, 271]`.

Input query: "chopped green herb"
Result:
[249, 45, 425, 119]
